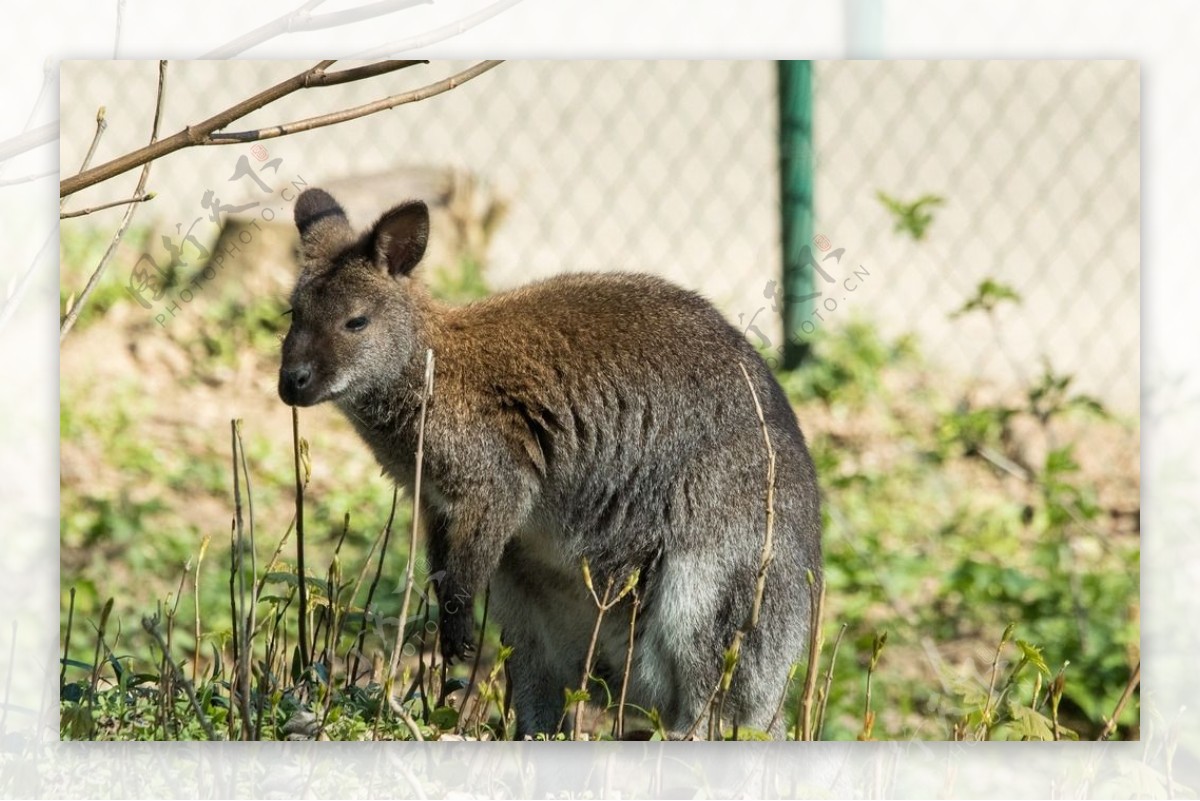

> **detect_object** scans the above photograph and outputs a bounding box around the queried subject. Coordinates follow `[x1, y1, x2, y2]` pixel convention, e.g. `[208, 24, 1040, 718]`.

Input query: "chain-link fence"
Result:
[815, 61, 1138, 411]
[60, 60, 1139, 410]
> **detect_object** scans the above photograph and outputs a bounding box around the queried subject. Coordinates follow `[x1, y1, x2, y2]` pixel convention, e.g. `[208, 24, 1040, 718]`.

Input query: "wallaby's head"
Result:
[279, 188, 430, 407]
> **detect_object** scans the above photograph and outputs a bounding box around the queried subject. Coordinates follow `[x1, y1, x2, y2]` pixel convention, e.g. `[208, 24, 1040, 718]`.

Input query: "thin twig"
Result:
[858, 631, 887, 741]
[319, 513, 350, 690]
[684, 682, 723, 741]
[142, 615, 218, 740]
[414, 586, 434, 722]
[85, 598, 114, 739]
[113, 0, 127, 57]
[1097, 661, 1140, 741]
[705, 364, 779, 739]
[616, 588, 641, 739]
[192, 536, 211, 685]
[0, 63, 55, 179]
[0, 122, 56, 166]
[346, 486, 399, 687]
[798, 578, 825, 740]
[0, 169, 56, 187]
[292, 407, 310, 676]
[59, 61, 166, 341]
[226, 520, 238, 741]
[60, 192, 154, 219]
[232, 419, 256, 739]
[205, 0, 430, 58]
[980, 623, 1014, 737]
[355, 0, 525, 57]
[207, 61, 503, 143]
[814, 623, 848, 741]
[60, 59, 427, 198]
[386, 349, 434, 734]
[458, 586, 490, 733]
[767, 664, 798, 737]
[1045, 665, 1066, 741]
[571, 574, 615, 740]
[60, 106, 107, 209]
[60, 588, 77, 690]
[254, 513, 300, 600]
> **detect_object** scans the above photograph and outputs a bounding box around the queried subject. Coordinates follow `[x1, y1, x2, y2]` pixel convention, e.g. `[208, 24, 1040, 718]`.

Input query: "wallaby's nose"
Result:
[279, 364, 313, 405]
[285, 364, 312, 388]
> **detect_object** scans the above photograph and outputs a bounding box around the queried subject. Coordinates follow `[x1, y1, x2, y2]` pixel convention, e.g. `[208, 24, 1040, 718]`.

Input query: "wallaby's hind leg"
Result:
[620, 552, 727, 737]
[491, 560, 591, 739]
[500, 628, 577, 738]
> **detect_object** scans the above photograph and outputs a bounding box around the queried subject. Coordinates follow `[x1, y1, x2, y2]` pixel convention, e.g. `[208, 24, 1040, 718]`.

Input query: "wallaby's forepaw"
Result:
[439, 608, 476, 663]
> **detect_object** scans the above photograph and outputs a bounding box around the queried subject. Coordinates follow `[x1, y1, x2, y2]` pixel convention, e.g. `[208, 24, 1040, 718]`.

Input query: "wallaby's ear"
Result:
[371, 200, 429, 278]
[293, 188, 349, 259]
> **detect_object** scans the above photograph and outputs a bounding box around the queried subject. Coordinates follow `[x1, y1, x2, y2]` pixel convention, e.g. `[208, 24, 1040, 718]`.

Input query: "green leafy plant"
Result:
[876, 191, 945, 241]
[951, 278, 1022, 319]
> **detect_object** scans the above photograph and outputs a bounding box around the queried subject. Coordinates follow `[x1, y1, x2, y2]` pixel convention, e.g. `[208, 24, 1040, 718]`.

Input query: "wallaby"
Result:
[279, 188, 823, 739]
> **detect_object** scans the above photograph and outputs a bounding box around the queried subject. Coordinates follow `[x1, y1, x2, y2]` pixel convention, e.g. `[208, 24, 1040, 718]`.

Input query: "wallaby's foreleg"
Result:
[425, 497, 528, 663]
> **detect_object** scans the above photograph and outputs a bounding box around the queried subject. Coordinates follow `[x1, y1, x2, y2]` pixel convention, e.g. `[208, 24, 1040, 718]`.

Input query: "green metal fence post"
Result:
[778, 60, 815, 369]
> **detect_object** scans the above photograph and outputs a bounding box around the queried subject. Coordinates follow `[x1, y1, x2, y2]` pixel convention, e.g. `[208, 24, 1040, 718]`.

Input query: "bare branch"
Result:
[60, 61, 167, 342]
[0, 63, 56, 173]
[114, 0, 128, 57]
[798, 578, 825, 740]
[0, 122, 57, 166]
[292, 407, 310, 675]
[59, 59, 426, 199]
[207, 60, 503, 143]
[60, 192, 154, 219]
[316, 60, 428, 86]
[61, 107, 108, 209]
[1096, 660, 1139, 741]
[570, 574, 615, 740]
[813, 622, 847, 740]
[0, 170, 56, 188]
[385, 349, 434, 736]
[615, 588, 641, 739]
[356, 0, 525, 57]
[204, 0, 429, 58]
[691, 363, 780, 740]
[79, 106, 110, 174]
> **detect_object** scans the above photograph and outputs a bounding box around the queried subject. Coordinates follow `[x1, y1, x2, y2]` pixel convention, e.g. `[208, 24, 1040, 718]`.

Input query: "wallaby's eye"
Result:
[345, 316, 369, 332]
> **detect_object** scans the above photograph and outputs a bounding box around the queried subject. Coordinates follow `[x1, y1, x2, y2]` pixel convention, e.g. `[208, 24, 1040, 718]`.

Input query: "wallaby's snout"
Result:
[278, 363, 314, 406]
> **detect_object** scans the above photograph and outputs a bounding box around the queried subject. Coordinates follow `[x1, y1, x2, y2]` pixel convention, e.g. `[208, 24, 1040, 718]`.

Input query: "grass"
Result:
[59, 226, 1140, 741]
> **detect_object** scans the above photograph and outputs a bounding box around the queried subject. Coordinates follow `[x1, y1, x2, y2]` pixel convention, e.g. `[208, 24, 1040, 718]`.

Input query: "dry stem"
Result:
[814, 622, 848, 741]
[798, 577, 826, 740]
[1096, 660, 1140, 741]
[59, 61, 166, 341]
[205, 0, 429, 58]
[699, 363, 778, 739]
[142, 614, 217, 740]
[385, 348, 435, 740]
[615, 588, 641, 739]
[61, 192, 154, 219]
[58, 59, 493, 198]
[60, 106, 107, 210]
